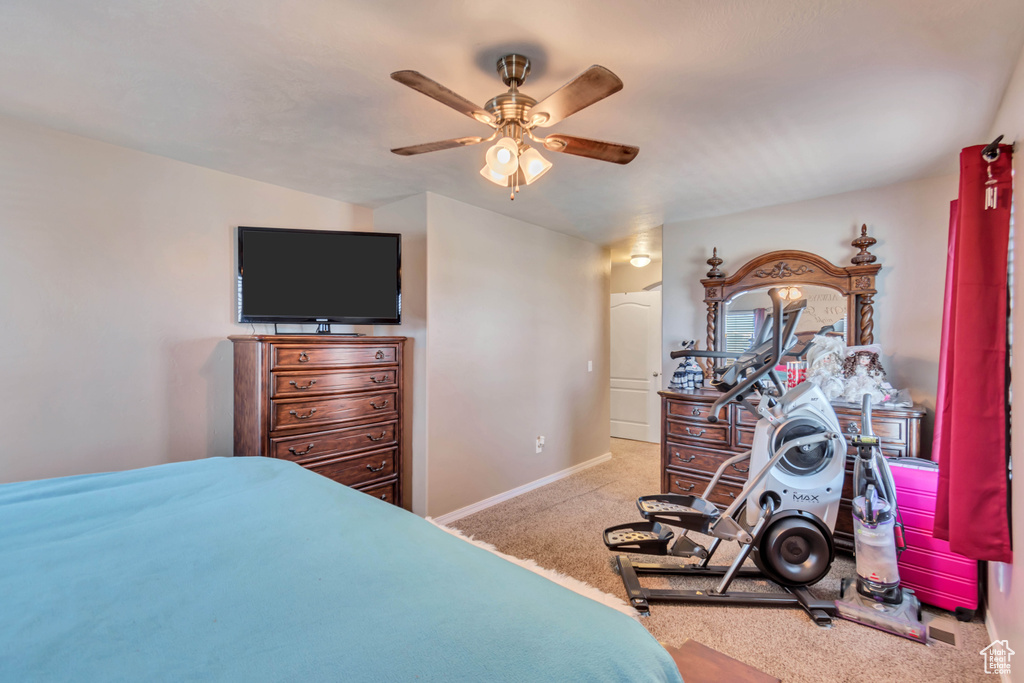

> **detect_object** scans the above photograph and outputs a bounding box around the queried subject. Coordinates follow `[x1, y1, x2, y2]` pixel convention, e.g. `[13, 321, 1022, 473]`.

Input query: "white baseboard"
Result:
[431, 451, 613, 525]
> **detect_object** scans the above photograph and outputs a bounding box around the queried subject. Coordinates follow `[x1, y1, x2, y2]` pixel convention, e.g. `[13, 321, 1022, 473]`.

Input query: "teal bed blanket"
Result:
[0, 457, 682, 682]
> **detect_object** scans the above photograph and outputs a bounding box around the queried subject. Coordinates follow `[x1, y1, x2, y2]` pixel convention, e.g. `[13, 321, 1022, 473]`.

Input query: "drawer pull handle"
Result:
[846, 422, 860, 434]
[371, 399, 390, 410]
[289, 379, 317, 390]
[731, 463, 749, 473]
[375, 350, 385, 360]
[370, 375, 390, 384]
[726, 492, 736, 499]
[298, 351, 309, 363]
[380, 493, 387, 500]
[367, 460, 387, 473]
[288, 443, 315, 456]
[676, 454, 696, 463]
[675, 481, 695, 492]
[289, 408, 318, 420]
[367, 431, 388, 442]
[684, 427, 705, 437]
[691, 407, 701, 416]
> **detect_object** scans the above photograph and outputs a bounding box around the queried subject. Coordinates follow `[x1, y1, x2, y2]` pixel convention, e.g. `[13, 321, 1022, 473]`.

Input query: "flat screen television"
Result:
[237, 226, 401, 327]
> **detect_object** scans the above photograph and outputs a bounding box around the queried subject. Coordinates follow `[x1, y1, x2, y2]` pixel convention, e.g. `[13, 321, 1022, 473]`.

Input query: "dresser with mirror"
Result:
[660, 227, 924, 552]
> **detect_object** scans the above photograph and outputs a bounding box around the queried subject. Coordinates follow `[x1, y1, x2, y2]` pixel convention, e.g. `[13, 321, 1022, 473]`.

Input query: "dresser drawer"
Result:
[734, 404, 760, 426]
[835, 500, 854, 539]
[272, 368, 398, 398]
[358, 480, 398, 505]
[836, 415, 905, 443]
[270, 421, 397, 462]
[666, 470, 744, 509]
[666, 420, 728, 446]
[271, 392, 397, 431]
[734, 425, 756, 448]
[845, 442, 907, 459]
[666, 442, 749, 478]
[271, 344, 399, 369]
[667, 399, 720, 423]
[306, 448, 396, 487]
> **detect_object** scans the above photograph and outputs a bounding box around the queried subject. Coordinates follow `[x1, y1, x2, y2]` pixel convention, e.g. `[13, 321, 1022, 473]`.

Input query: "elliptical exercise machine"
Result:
[603, 288, 847, 626]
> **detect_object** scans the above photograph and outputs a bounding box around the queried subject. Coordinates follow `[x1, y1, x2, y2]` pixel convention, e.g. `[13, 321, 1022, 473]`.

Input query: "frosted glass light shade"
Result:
[480, 164, 508, 186]
[779, 286, 802, 300]
[630, 254, 651, 268]
[485, 137, 520, 176]
[519, 147, 552, 185]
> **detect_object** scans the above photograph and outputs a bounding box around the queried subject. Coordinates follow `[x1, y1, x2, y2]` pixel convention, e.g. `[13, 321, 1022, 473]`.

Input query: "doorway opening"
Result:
[608, 228, 663, 443]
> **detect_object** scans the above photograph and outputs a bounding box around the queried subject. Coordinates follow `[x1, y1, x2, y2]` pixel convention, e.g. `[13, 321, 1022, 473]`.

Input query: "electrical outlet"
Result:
[536, 436, 545, 453]
[588, 360, 593, 372]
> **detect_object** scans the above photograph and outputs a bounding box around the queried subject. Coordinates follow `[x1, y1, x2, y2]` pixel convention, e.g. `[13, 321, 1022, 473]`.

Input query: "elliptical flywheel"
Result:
[772, 416, 835, 476]
[753, 510, 834, 587]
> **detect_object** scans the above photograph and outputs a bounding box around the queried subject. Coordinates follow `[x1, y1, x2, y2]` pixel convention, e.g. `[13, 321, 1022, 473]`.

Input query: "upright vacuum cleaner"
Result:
[834, 395, 927, 643]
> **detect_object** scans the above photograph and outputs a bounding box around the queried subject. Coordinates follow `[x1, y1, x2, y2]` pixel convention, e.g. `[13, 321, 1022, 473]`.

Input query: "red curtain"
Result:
[933, 143, 1013, 563]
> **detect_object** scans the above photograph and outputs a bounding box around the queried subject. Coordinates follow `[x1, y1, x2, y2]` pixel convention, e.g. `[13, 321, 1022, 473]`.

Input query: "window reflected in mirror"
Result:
[723, 286, 847, 353]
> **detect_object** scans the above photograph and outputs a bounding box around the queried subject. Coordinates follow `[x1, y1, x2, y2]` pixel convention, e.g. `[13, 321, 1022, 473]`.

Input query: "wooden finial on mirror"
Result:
[706, 247, 724, 278]
[851, 224, 877, 265]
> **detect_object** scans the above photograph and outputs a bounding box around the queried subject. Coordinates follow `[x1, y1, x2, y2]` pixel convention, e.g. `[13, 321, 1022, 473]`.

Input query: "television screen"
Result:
[237, 227, 401, 325]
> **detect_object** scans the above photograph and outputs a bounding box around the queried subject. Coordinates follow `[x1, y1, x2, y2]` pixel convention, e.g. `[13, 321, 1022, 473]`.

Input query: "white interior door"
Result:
[610, 291, 662, 443]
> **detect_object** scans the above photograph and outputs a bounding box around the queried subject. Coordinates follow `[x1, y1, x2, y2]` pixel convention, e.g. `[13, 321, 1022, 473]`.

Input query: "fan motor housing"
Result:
[485, 91, 537, 126]
[497, 53, 531, 86]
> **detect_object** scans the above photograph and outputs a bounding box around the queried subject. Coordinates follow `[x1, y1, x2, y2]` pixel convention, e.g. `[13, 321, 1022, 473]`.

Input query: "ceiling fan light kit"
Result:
[391, 53, 638, 199]
[480, 164, 509, 186]
[485, 136, 521, 175]
[519, 146, 553, 185]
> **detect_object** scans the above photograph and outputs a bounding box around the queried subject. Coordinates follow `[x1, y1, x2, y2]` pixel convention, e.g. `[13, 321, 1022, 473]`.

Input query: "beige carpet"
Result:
[452, 438, 991, 683]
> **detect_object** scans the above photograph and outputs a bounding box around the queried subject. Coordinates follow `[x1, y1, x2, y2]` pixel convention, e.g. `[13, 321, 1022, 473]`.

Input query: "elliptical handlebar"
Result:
[704, 295, 805, 420]
[671, 288, 805, 422]
[670, 289, 852, 423]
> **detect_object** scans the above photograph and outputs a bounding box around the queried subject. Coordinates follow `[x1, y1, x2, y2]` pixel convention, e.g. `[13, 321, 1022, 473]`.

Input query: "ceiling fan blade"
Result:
[528, 66, 624, 128]
[391, 136, 487, 156]
[541, 134, 638, 164]
[391, 70, 496, 125]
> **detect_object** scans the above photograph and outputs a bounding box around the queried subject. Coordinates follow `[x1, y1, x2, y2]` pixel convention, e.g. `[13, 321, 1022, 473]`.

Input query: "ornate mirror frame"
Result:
[701, 225, 881, 374]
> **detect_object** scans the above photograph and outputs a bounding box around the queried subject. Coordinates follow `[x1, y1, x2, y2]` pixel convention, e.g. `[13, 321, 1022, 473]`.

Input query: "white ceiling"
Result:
[1, 1, 1022, 245]
[608, 228, 662, 265]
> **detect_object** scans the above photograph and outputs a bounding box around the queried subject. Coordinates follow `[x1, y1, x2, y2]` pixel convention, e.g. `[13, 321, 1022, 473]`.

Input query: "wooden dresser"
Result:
[231, 335, 406, 509]
[659, 389, 924, 552]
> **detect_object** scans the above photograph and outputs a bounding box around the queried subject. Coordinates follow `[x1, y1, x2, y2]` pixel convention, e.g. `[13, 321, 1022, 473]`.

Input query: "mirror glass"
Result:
[722, 286, 847, 353]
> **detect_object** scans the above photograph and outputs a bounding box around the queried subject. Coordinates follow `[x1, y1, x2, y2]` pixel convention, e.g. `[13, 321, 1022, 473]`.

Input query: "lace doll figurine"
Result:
[841, 350, 893, 404]
[805, 334, 847, 400]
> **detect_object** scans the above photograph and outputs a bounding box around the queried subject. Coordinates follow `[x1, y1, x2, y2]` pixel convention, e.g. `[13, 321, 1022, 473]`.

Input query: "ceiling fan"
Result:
[390, 54, 639, 199]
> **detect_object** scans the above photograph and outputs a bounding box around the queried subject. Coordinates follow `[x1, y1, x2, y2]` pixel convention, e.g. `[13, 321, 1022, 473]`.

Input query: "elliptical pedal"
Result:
[603, 521, 673, 554]
[636, 494, 721, 534]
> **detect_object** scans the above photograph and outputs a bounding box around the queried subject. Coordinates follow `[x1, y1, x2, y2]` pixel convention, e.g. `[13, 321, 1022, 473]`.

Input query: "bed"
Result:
[0, 456, 683, 682]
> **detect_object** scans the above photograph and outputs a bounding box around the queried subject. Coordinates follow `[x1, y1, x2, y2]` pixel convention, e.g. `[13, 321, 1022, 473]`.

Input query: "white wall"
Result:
[425, 194, 611, 517]
[662, 172, 957, 450]
[610, 258, 662, 293]
[373, 194, 428, 514]
[0, 115, 612, 523]
[0, 115, 372, 483]
[985, 44, 1024, 671]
